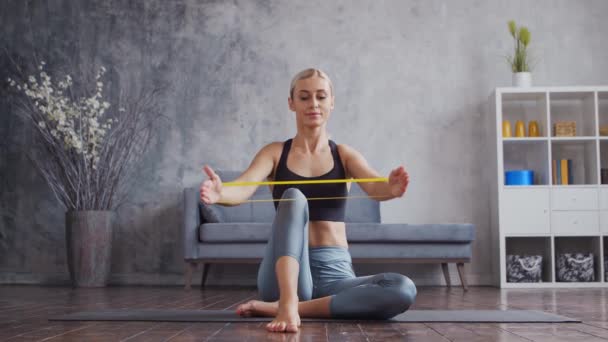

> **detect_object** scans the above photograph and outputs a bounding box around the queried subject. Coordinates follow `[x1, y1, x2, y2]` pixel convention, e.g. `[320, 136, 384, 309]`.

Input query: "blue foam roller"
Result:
[505, 170, 534, 185]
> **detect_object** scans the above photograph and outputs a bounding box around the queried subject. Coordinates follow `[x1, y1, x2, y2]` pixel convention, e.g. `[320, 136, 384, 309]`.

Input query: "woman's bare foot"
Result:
[236, 300, 278, 317]
[266, 297, 300, 333]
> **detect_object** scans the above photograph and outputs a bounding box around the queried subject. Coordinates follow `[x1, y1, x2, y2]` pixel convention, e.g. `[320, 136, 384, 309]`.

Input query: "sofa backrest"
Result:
[199, 170, 380, 223]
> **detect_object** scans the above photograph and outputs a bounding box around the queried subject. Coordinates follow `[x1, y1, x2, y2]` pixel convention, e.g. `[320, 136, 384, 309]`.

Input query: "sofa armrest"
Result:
[183, 187, 201, 260]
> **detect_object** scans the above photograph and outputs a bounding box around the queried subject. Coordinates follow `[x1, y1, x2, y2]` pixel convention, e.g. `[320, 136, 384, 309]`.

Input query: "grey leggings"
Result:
[257, 188, 417, 320]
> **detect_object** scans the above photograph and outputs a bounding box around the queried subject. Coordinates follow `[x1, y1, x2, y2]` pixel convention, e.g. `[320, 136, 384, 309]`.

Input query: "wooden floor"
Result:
[1, 286, 607, 341]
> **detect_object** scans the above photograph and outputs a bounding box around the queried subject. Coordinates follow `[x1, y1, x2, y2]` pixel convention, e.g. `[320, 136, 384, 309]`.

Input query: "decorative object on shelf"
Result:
[6, 60, 165, 287]
[506, 255, 543, 282]
[552, 159, 573, 185]
[502, 120, 513, 137]
[556, 253, 595, 282]
[506, 20, 534, 87]
[505, 170, 534, 185]
[528, 120, 540, 137]
[515, 120, 526, 137]
[600, 125, 608, 136]
[554, 121, 576, 137]
[602, 168, 608, 185]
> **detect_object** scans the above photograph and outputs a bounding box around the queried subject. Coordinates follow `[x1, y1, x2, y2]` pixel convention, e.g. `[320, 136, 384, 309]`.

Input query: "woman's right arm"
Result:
[200, 142, 279, 206]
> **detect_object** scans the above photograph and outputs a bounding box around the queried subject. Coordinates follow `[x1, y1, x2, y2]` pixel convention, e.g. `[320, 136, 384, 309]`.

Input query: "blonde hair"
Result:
[289, 68, 334, 99]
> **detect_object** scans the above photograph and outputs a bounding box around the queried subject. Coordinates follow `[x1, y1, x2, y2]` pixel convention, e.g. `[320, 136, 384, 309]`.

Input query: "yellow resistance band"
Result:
[222, 177, 388, 187]
[216, 177, 390, 205]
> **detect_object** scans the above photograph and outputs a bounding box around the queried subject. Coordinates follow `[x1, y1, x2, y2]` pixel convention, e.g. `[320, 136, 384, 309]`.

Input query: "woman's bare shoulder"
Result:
[256, 141, 284, 159]
[336, 143, 359, 158]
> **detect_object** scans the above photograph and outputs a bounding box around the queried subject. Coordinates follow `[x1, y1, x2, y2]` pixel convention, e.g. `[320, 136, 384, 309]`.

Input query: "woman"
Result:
[200, 68, 416, 333]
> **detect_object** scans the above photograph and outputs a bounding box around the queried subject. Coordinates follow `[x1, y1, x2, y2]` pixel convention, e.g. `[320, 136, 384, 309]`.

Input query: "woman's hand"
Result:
[200, 165, 223, 204]
[388, 166, 409, 198]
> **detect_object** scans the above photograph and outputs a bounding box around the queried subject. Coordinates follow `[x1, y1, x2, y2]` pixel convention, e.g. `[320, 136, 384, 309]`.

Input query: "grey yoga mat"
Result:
[50, 309, 580, 323]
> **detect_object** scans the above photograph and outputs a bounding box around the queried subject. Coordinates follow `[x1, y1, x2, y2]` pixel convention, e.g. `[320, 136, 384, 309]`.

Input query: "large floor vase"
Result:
[65, 211, 114, 287]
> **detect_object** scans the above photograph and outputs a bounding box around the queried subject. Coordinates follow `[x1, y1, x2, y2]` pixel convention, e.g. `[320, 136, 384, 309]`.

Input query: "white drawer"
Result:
[551, 211, 599, 235]
[601, 211, 608, 233]
[600, 188, 608, 210]
[501, 188, 550, 235]
[551, 188, 598, 211]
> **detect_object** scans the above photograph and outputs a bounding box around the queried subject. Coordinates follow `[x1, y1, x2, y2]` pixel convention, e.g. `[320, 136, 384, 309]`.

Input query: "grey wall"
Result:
[1, 0, 607, 286]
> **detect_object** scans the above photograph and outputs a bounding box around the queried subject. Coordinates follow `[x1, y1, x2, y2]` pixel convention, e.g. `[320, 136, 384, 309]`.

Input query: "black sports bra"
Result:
[272, 139, 347, 221]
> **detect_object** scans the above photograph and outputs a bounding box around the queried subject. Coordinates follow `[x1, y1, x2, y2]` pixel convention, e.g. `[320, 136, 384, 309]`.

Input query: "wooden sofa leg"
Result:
[201, 263, 211, 288]
[456, 262, 468, 291]
[185, 261, 198, 290]
[441, 263, 451, 287]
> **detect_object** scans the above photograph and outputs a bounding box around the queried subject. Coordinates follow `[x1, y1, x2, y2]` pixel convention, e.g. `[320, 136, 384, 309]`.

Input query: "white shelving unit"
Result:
[490, 86, 608, 288]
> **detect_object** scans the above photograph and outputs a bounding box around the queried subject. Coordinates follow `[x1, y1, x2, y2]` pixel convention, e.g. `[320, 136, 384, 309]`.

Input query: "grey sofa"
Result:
[183, 171, 475, 290]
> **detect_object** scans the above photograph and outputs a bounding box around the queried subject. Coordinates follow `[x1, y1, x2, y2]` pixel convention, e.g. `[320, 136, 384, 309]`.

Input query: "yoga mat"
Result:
[50, 309, 580, 323]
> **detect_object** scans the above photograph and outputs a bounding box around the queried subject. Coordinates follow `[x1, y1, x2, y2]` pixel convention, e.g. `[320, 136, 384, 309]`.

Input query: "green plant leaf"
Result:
[519, 27, 531, 47]
[508, 20, 517, 38]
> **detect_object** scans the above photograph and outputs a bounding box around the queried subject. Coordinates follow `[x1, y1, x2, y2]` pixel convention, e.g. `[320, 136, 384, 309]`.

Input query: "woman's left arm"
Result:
[338, 144, 409, 201]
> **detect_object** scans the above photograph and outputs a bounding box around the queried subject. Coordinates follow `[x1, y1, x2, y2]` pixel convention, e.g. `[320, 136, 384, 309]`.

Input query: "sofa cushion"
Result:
[199, 223, 475, 243]
[199, 202, 223, 223]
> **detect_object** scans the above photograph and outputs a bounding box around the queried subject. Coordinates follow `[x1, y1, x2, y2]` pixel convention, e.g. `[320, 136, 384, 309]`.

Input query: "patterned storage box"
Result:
[554, 121, 576, 137]
[506, 255, 543, 283]
[556, 253, 595, 282]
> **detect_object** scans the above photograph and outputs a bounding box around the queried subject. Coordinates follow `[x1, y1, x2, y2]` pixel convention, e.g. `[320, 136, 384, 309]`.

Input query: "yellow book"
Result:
[561, 159, 569, 185]
[552, 160, 557, 185]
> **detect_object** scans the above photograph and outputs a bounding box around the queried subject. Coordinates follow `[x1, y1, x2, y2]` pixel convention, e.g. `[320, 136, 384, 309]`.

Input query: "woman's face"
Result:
[288, 76, 334, 128]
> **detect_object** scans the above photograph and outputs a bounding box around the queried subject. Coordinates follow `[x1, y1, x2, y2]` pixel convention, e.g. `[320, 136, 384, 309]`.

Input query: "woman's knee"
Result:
[380, 273, 417, 317]
[281, 187, 306, 201]
[277, 188, 308, 214]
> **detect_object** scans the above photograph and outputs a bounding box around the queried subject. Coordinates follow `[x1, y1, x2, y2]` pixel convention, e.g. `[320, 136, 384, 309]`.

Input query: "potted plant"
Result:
[507, 20, 533, 87]
[6, 60, 164, 287]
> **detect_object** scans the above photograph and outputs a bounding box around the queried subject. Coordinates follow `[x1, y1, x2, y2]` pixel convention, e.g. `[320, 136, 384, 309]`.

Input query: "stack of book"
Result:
[552, 159, 573, 185]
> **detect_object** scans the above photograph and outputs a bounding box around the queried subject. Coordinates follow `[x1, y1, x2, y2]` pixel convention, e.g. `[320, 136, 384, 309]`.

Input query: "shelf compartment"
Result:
[549, 92, 596, 137]
[551, 211, 599, 235]
[554, 236, 601, 283]
[503, 140, 549, 185]
[501, 188, 550, 235]
[600, 140, 608, 185]
[501, 92, 548, 138]
[599, 92, 608, 137]
[601, 211, 608, 233]
[505, 237, 552, 283]
[551, 140, 598, 185]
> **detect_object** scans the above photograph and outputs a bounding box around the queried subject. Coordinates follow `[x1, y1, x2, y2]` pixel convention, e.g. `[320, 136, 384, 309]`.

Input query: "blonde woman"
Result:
[200, 68, 415, 333]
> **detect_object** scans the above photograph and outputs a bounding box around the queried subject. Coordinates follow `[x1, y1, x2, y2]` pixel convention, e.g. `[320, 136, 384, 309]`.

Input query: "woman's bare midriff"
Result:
[308, 220, 348, 248]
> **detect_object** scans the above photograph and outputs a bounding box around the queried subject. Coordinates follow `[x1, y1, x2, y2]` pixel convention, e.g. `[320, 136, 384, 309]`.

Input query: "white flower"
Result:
[28, 76, 35, 83]
[10, 80, 16, 87]
[97, 81, 103, 88]
[119, 107, 125, 112]
[38, 122, 46, 128]
[41, 61, 46, 66]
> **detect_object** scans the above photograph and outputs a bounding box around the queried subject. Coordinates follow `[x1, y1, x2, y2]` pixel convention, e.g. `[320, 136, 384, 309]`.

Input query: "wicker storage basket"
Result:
[600, 125, 608, 136]
[554, 121, 576, 137]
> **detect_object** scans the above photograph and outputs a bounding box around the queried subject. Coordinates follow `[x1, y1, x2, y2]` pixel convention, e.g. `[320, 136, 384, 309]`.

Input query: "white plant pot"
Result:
[512, 72, 532, 87]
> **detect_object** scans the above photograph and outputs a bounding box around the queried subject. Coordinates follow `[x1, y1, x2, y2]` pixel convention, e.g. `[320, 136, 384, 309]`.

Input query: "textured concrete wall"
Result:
[1, 0, 607, 286]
